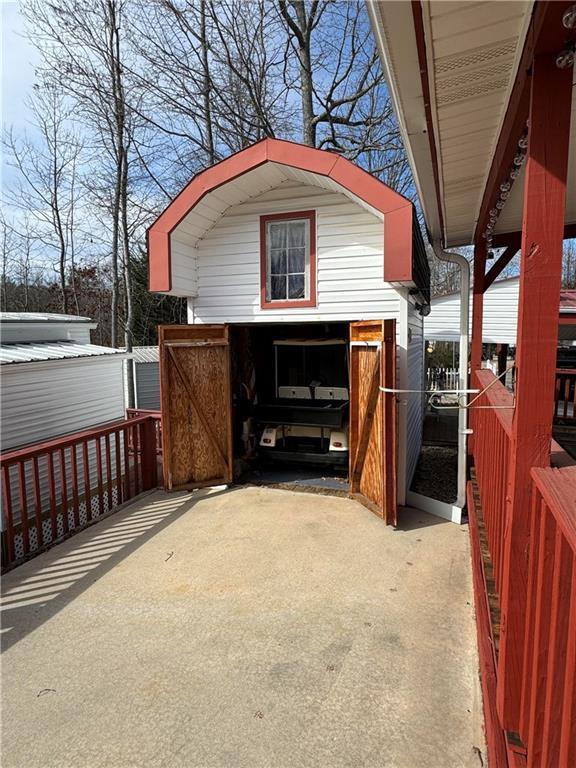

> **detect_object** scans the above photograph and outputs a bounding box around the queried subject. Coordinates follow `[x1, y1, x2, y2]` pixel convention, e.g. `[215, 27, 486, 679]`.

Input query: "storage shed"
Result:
[0, 313, 127, 452]
[148, 138, 430, 524]
[126, 347, 160, 411]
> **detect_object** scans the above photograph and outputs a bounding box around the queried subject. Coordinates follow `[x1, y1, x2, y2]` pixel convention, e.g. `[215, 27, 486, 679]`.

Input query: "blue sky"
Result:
[2, 0, 37, 128]
[2, 0, 38, 186]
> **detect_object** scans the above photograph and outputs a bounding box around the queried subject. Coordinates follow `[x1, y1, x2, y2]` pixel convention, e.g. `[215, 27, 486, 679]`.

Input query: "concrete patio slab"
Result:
[1, 486, 484, 768]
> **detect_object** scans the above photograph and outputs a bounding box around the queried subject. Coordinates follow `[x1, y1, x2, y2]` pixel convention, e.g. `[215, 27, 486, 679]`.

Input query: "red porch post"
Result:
[471, 239, 486, 372]
[496, 52, 572, 730]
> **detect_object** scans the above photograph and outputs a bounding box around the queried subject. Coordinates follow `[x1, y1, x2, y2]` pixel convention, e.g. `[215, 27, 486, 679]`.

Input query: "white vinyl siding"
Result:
[170, 233, 198, 297]
[1, 357, 126, 453]
[135, 363, 161, 410]
[1, 321, 93, 344]
[2, 356, 128, 538]
[425, 278, 520, 345]
[185, 181, 400, 323]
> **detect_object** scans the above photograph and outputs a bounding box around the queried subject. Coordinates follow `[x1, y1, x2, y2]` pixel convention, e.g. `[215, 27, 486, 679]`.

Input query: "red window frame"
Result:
[259, 210, 317, 309]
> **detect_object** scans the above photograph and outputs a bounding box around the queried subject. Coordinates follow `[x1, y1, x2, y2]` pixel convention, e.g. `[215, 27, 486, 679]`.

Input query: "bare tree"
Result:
[2, 215, 42, 312]
[22, 0, 138, 354]
[206, 0, 291, 151]
[563, 239, 576, 288]
[278, 1, 385, 155]
[129, 0, 291, 175]
[0, 214, 16, 310]
[3, 86, 84, 313]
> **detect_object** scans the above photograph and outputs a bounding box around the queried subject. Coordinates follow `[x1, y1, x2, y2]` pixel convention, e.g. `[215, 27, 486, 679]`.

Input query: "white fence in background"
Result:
[426, 367, 459, 391]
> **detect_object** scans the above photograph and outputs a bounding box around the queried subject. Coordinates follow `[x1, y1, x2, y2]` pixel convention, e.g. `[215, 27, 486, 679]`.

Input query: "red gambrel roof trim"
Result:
[148, 137, 414, 292]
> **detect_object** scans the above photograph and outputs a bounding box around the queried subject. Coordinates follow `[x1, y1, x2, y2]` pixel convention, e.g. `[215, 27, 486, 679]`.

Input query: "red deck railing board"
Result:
[467, 479, 509, 768]
[1, 415, 159, 570]
[559, 566, 576, 765]
[470, 369, 576, 768]
[525, 509, 556, 766]
[554, 369, 576, 423]
[541, 530, 572, 767]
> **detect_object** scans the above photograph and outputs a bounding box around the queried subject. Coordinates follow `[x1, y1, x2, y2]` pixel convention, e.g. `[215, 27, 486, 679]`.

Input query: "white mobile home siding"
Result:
[1, 319, 94, 345]
[425, 278, 520, 345]
[188, 181, 400, 324]
[135, 363, 161, 410]
[1, 356, 126, 452]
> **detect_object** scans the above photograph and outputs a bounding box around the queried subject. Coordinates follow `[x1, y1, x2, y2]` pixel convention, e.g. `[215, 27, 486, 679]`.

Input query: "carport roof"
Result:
[368, 1, 576, 247]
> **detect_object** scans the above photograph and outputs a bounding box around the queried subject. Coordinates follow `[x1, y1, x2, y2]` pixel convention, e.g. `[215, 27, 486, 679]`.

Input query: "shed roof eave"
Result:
[0, 312, 95, 325]
[148, 137, 417, 295]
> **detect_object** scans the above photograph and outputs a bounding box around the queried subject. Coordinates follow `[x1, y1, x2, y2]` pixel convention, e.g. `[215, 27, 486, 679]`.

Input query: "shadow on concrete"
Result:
[396, 507, 452, 532]
[0, 487, 230, 653]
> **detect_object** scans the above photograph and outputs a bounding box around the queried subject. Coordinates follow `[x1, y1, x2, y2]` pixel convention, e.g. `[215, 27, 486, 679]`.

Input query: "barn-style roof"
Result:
[148, 137, 427, 297]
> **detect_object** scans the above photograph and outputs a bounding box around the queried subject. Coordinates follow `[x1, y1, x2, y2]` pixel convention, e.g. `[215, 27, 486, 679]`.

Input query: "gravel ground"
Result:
[410, 445, 458, 503]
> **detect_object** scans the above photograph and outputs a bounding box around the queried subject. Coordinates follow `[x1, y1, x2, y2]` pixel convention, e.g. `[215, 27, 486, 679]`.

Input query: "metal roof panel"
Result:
[0, 341, 128, 365]
[132, 346, 159, 363]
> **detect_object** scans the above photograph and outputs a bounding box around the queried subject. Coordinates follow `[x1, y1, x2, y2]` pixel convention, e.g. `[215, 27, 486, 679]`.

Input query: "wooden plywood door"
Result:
[349, 320, 397, 525]
[158, 325, 232, 491]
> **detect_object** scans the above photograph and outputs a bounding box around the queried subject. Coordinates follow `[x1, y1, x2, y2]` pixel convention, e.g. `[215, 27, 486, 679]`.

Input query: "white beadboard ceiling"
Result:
[174, 163, 383, 247]
[368, 1, 576, 247]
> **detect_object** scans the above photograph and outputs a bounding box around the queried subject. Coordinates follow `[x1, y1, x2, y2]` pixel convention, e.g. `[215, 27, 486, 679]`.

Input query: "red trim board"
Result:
[147, 138, 414, 292]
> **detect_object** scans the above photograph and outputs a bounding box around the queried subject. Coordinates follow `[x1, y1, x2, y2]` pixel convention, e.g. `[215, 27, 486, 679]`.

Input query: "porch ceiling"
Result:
[494, 84, 576, 235]
[369, 1, 576, 247]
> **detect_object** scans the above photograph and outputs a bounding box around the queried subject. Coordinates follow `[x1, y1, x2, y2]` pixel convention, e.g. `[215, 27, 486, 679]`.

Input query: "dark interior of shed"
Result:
[229, 322, 351, 491]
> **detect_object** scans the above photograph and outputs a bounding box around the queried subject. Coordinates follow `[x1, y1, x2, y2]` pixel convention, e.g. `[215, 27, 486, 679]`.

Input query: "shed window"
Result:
[260, 211, 316, 309]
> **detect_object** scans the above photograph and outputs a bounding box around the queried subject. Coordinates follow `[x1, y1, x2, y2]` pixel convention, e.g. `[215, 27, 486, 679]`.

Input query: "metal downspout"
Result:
[431, 243, 470, 510]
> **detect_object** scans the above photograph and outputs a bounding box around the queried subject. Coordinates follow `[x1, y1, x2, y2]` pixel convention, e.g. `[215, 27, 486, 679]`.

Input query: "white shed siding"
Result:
[186, 181, 400, 324]
[425, 278, 520, 345]
[170, 232, 198, 297]
[406, 301, 424, 488]
[135, 363, 161, 410]
[1, 357, 126, 452]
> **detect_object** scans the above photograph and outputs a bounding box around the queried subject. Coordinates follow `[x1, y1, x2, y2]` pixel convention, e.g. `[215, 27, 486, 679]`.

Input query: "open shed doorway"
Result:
[158, 320, 397, 523]
[230, 322, 350, 495]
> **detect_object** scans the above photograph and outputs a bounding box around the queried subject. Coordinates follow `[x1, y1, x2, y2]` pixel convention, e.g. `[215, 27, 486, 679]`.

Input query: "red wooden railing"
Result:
[1, 415, 158, 569]
[470, 369, 514, 593]
[469, 369, 576, 767]
[126, 408, 162, 455]
[520, 466, 576, 767]
[554, 368, 576, 423]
